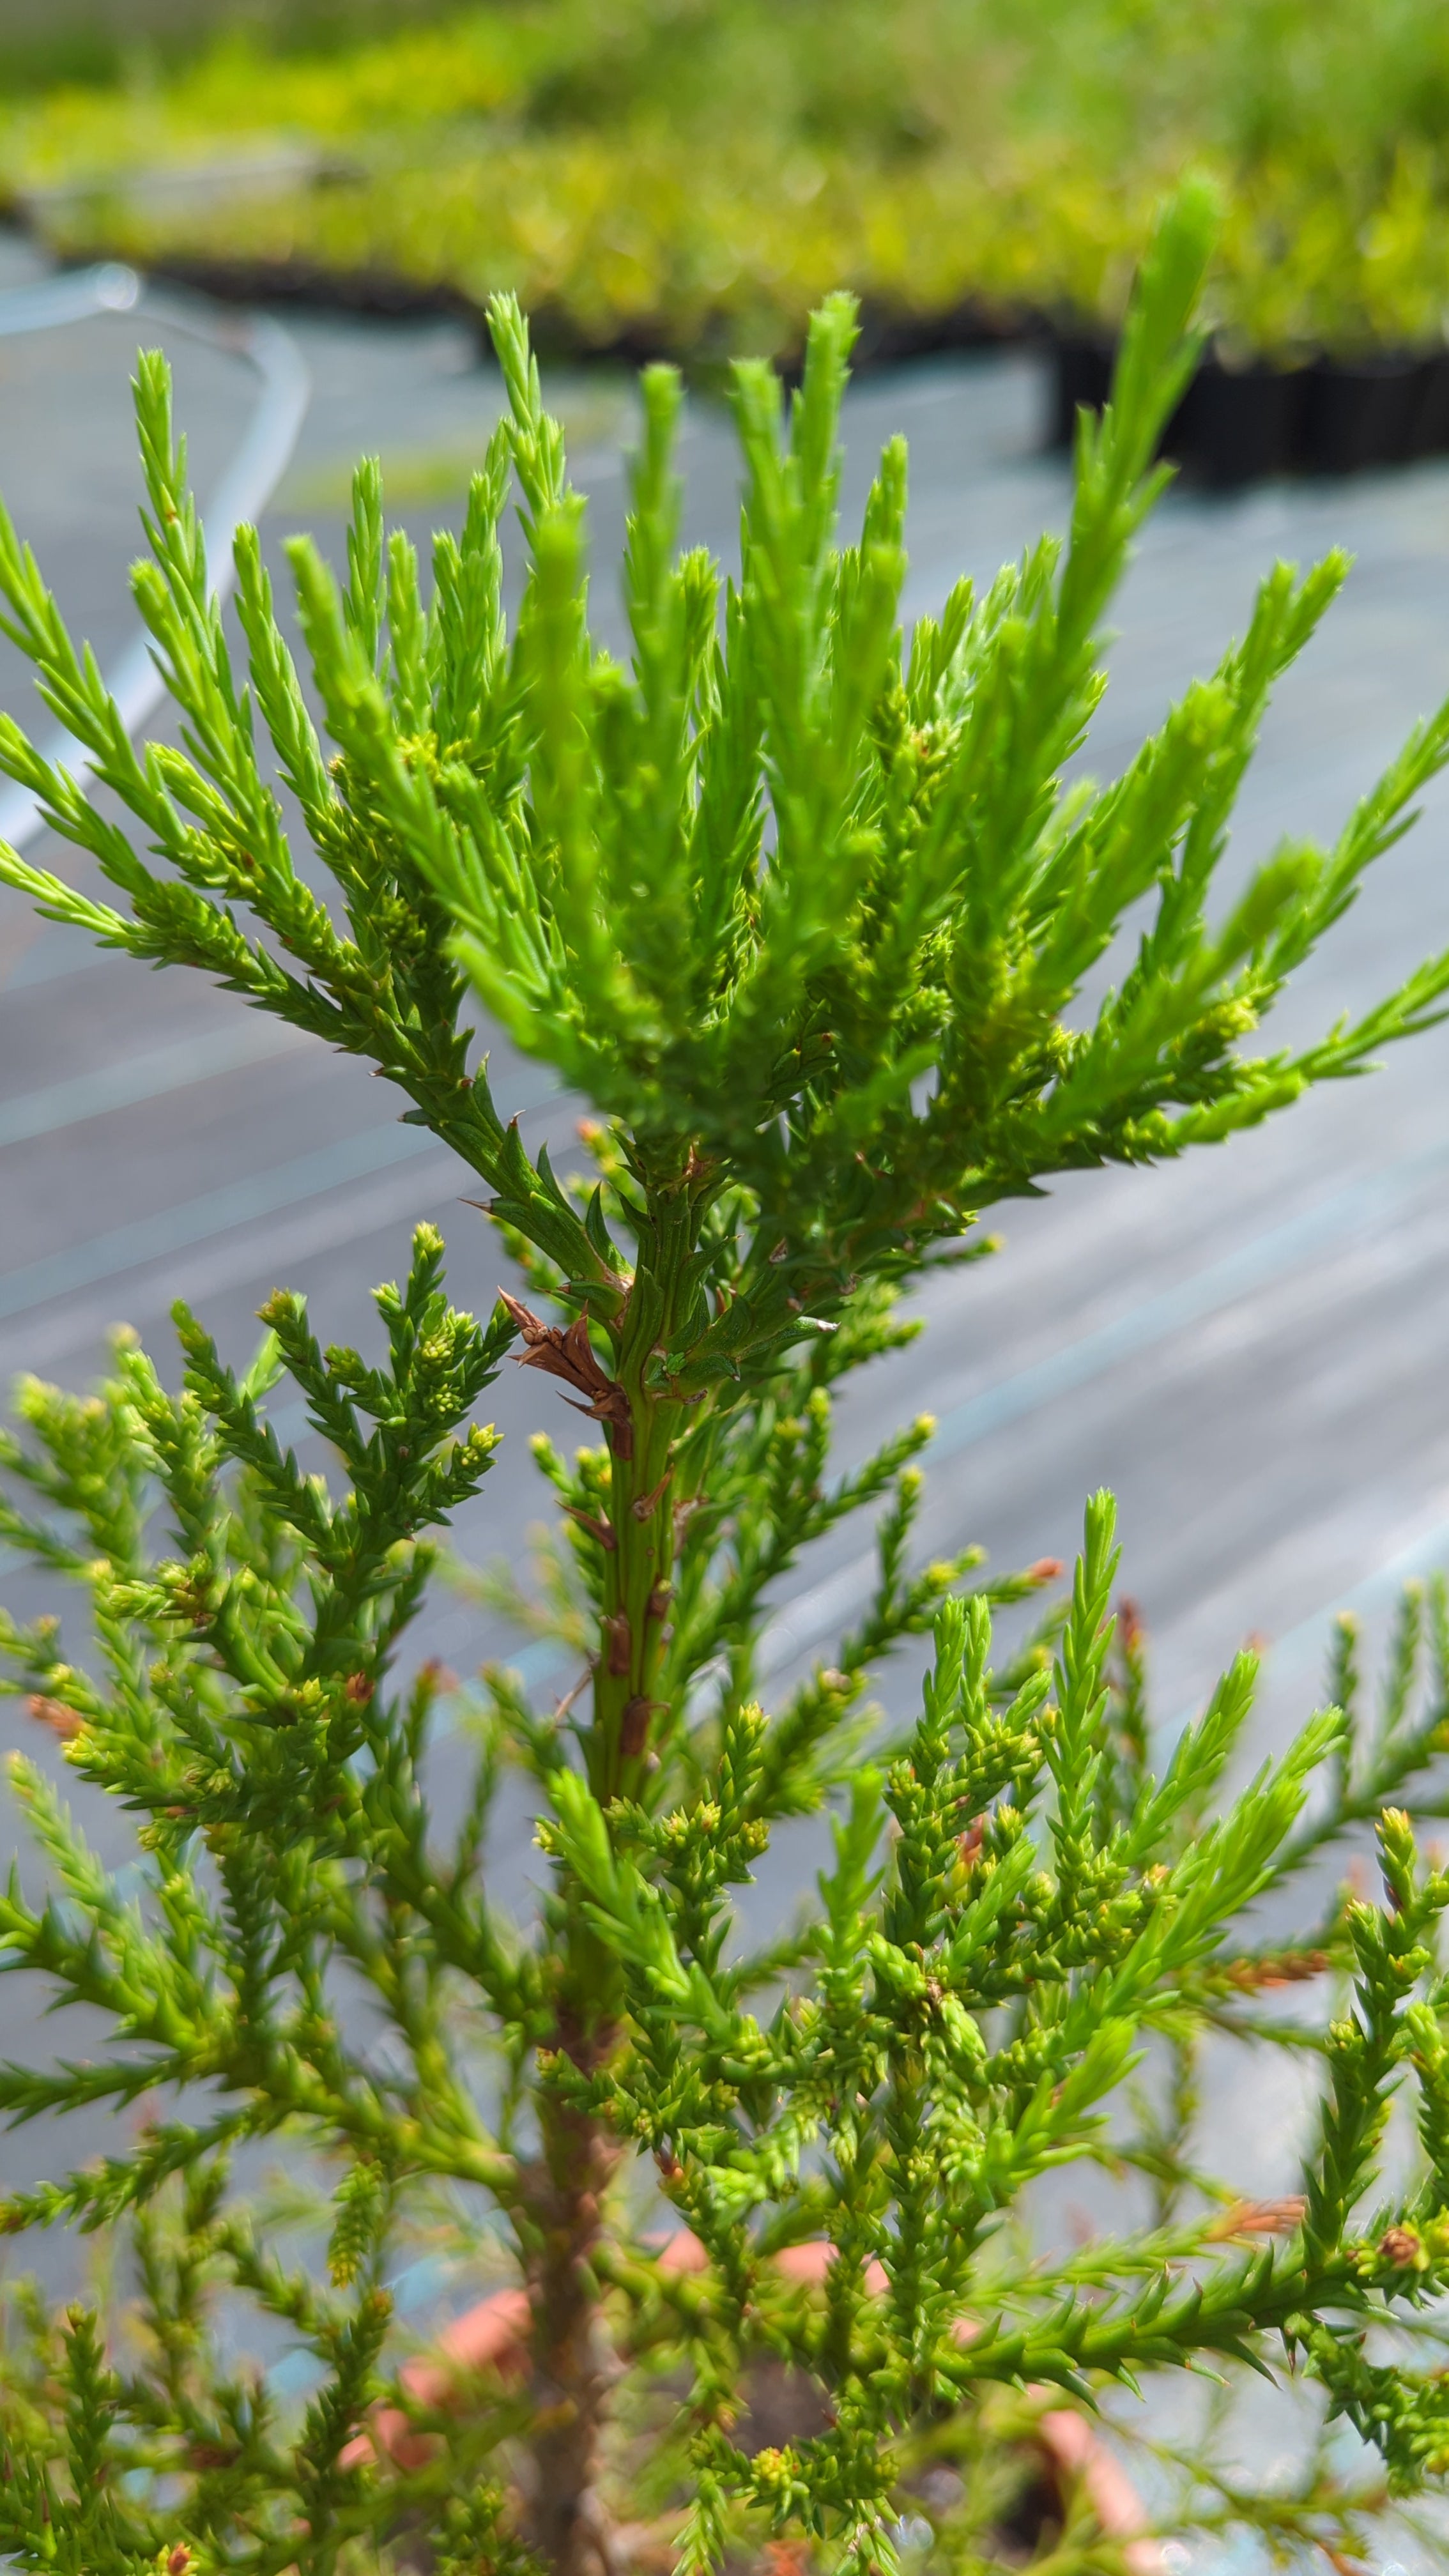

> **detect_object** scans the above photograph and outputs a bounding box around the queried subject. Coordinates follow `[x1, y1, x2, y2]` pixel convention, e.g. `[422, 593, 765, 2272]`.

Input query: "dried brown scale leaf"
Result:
[26, 1695, 82, 1740]
[497, 1289, 635, 1457]
[1225, 1949, 1333, 1990]
[1206, 2199, 1307, 2242]
[564, 1505, 618, 1552]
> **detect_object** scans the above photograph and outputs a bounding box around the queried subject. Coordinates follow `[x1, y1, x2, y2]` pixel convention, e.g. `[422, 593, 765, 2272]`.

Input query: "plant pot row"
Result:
[1052, 332, 1449, 486]
[49, 210, 1446, 496]
[27, 225, 1449, 495]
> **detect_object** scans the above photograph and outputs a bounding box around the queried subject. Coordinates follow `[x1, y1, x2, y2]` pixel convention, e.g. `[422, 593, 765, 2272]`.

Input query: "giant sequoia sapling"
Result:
[0, 183, 1448, 2575]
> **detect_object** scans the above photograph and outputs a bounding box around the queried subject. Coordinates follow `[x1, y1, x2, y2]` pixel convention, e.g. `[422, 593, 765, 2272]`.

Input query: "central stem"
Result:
[590, 1172, 699, 1804]
[523, 1160, 705, 2572]
[523, 1998, 624, 2576]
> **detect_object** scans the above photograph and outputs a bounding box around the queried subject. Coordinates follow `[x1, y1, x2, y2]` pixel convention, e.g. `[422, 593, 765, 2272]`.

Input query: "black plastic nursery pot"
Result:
[1050, 328, 1305, 486]
[1051, 328, 1449, 486]
[1163, 350, 1305, 487]
[1412, 349, 1449, 458]
[1049, 329, 1115, 451]
[1299, 351, 1427, 476]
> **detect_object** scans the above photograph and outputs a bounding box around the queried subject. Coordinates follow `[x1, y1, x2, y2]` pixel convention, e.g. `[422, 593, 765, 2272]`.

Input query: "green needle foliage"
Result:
[4, 178, 1449, 2574]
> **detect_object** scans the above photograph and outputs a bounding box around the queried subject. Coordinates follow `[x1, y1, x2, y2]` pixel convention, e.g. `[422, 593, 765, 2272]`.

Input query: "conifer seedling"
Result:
[4, 181, 1449, 2574]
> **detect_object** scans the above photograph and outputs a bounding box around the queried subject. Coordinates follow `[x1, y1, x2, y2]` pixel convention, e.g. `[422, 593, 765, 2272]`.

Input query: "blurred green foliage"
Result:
[5, 0, 1449, 362]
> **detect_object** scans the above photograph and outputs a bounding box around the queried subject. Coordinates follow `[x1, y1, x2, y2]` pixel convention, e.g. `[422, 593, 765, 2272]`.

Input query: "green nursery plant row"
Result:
[3, 178, 1449, 2573]
[8, 0, 1449, 364]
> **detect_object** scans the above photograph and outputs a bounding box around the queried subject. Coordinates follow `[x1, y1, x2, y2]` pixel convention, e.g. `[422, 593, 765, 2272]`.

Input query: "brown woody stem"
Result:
[523, 2009, 624, 2576]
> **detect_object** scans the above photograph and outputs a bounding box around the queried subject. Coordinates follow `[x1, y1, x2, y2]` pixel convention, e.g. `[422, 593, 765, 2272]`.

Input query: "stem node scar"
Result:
[618, 1697, 659, 1759]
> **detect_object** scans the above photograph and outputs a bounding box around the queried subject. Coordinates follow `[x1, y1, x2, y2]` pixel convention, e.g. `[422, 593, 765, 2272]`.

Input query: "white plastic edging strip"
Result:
[0, 262, 310, 854]
[0, 259, 141, 337]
